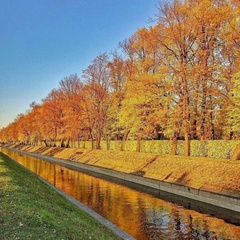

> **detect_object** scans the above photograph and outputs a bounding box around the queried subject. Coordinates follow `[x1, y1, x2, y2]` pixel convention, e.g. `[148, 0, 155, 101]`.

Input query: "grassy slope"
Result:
[12, 144, 240, 196]
[0, 152, 122, 240]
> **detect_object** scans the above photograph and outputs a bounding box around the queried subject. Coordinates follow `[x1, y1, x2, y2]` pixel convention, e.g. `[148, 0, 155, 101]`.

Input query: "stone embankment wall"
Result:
[6, 144, 240, 213]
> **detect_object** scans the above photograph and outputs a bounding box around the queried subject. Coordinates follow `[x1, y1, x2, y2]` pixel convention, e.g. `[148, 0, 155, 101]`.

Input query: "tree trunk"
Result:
[231, 144, 240, 160]
[83, 132, 89, 149]
[191, 119, 197, 139]
[184, 130, 190, 156]
[43, 140, 48, 147]
[183, 71, 190, 157]
[60, 138, 65, 147]
[89, 129, 94, 149]
[91, 137, 94, 149]
[209, 94, 215, 140]
[96, 128, 101, 149]
[120, 129, 130, 151]
[171, 137, 178, 155]
[136, 130, 143, 152]
[200, 78, 207, 141]
[106, 135, 110, 150]
[65, 137, 70, 148]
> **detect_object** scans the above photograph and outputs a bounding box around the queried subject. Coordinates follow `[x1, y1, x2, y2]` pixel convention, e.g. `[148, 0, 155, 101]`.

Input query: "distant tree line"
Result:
[1, 0, 240, 156]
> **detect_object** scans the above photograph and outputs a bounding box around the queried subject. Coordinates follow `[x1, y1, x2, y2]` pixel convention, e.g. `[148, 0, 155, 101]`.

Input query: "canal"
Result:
[2, 148, 240, 240]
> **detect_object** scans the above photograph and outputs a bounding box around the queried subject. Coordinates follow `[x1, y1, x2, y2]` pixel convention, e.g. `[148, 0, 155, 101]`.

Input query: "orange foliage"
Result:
[1, 0, 240, 151]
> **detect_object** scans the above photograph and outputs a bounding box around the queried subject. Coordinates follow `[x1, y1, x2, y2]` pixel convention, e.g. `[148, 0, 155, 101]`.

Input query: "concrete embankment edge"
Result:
[39, 177, 135, 240]
[3, 148, 135, 240]
[8, 148, 240, 214]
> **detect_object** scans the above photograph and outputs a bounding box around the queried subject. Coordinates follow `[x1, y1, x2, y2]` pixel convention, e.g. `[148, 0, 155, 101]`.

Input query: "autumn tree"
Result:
[117, 27, 170, 152]
[155, 0, 200, 155]
[40, 88, 66, 146]
[107, 53, 126, 145]
[58, 74, 83, 147]
[82, 53, 110, 149]
[1, 0, 240, 154]
[25, 102, 43, 145]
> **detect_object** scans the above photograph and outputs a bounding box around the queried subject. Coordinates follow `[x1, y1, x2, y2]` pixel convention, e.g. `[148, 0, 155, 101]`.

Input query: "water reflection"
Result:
[3, 148, 240, 240]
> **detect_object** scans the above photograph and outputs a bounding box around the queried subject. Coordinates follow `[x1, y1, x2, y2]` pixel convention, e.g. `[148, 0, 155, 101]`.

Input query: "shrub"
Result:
[61, 139, 240, 159]
[191, 140, 208, 157]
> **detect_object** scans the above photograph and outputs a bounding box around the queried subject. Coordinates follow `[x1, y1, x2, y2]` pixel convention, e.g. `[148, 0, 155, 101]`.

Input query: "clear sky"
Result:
[0, 0, 159, 129]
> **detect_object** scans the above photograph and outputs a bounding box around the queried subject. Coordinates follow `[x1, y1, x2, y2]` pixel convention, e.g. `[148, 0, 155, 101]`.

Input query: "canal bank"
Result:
[0, 151, 130, 240]
[5, 144, 240, 216]
[3, 147, 240, 239]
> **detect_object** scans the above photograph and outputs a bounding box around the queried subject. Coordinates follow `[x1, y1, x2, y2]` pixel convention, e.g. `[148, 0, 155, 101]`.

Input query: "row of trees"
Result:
[1, 0, 240, 156]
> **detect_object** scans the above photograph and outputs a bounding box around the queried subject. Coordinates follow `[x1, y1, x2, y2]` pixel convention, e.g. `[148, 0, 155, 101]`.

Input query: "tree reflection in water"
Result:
[3, 148, 240, 240]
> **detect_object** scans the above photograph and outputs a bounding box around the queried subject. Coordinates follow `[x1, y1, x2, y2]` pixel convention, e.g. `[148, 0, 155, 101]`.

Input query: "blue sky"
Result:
[0, 0, 158, 129]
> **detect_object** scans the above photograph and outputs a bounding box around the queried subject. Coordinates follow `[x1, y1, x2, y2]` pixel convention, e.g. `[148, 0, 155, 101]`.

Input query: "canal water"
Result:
[2, 148, 240, 240]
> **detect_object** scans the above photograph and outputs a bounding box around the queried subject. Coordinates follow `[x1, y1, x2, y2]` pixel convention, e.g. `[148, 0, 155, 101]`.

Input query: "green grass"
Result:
[0, 152, 121, 240]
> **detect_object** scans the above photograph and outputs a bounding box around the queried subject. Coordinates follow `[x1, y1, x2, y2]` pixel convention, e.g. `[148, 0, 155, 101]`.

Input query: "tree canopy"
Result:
[1, 0, 240, 154]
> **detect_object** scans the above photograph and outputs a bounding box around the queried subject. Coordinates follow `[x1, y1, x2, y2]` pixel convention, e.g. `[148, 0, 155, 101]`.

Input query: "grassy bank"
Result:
[0, 152, 122, 240]
[9, 144, 240, 196]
